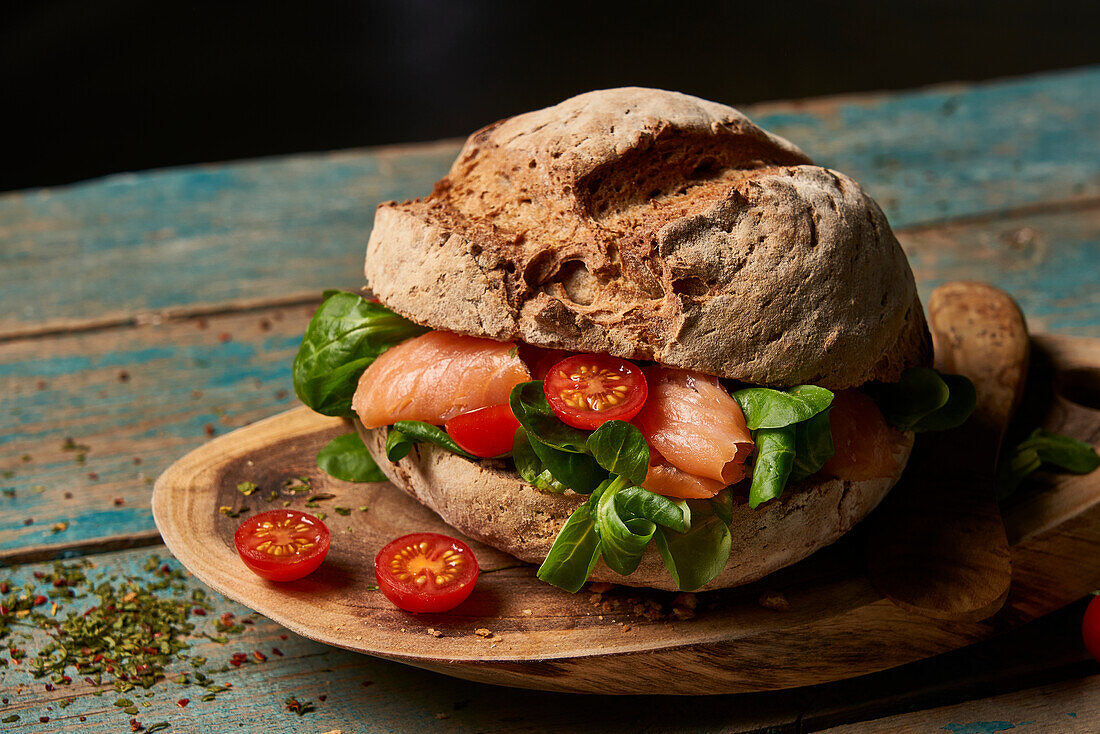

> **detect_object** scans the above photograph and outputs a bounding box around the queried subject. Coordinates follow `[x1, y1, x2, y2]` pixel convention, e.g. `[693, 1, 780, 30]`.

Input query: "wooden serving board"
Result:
[151, 333, 1100, 695]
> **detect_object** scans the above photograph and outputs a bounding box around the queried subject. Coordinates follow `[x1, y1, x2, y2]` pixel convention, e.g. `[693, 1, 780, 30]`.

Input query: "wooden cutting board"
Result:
[151, 333, 1100, 695]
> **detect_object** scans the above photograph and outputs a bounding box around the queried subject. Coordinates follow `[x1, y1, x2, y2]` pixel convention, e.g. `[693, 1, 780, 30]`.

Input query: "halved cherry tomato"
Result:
[445, 404, 521, 458]
[543, 354, 648, 430]
[374, 533, 479, 613]
[1084, 594, 1100, 662]
[234, 510, 330, 582]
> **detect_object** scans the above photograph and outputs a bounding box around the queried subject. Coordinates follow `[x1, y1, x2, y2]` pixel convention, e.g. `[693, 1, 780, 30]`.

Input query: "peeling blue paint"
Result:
[942, 722, 1018, 734]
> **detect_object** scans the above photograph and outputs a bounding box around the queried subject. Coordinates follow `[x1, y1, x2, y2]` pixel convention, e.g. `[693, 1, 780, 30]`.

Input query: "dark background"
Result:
[4, 0, 1099, 192]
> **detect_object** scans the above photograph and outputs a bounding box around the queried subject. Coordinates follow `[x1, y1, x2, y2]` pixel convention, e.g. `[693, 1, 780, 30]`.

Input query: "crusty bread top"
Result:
[366, 87, 930, 389]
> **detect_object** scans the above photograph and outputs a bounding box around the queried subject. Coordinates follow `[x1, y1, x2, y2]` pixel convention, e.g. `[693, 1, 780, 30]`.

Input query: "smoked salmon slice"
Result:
[633, 366, 754, 488]
[821, 389, 905, 481]
[352, 331, 530, 429]
[641, 455, 728, 499]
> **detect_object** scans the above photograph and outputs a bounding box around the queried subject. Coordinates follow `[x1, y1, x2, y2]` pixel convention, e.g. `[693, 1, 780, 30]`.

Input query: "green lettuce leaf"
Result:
[292, 291, 427, 417]
[316, 432, 387, 482]
[385, 420, 475, 461]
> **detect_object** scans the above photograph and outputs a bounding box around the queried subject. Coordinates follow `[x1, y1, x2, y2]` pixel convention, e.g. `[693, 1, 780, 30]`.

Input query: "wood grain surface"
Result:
[151, 333, 1100, 694]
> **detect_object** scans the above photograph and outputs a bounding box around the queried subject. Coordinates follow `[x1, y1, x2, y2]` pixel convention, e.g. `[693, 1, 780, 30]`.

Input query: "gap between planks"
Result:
[0, 291, 329, 344]
[0, 529, 163, 566]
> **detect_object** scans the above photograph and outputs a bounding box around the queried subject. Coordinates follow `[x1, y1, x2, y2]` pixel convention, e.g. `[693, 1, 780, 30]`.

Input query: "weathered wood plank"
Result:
[2, 200, 1098, 559]
[819, 674, 1100, 733]
[0, 548, 1092, 732]
[1, 68, 1098, 333]
[0, 305, 313, 554]
[899, 200, 1100, 336]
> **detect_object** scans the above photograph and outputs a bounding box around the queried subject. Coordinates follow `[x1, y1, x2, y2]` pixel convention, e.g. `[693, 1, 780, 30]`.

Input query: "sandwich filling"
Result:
[293, 291, 974, 591]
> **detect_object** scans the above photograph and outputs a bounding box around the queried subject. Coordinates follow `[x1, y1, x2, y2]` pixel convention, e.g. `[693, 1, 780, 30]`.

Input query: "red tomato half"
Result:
[375, 533, 479, 613]
[1084, 595, 1100, 662]
[234, 510, 330, 582]
[543, 354, 648, 430]
[445, 404, 521, 458]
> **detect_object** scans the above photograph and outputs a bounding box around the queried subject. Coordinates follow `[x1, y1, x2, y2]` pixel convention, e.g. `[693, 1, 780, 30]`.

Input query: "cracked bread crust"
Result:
[365, 87, 931, 389]
[358, 422, 913, 591]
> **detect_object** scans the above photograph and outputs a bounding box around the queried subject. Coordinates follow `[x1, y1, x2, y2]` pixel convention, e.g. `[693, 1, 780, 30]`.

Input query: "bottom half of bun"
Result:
[357, 422, 913, 591]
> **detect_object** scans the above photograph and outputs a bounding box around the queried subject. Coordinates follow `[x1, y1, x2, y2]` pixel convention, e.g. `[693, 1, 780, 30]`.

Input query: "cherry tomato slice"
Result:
[1084, 595, 1100, 663]
[234, 510, 330, 582]
[375, 533, 479, 613]
[543, 354, 648, 430]
[445, 404, 521, 458]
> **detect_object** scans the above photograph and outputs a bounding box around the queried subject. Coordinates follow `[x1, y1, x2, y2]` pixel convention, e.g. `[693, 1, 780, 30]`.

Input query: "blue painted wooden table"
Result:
[1, 67, 1098, 732]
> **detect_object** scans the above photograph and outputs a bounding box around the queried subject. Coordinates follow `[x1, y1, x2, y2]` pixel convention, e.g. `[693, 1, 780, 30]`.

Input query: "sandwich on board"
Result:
[292, 88, 973, 593]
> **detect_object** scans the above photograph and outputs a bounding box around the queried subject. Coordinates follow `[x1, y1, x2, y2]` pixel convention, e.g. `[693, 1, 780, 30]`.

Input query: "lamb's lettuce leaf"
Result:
[509, 381, 590, 452]
[997, 427, 1100, 498]
[867, 368, 975, 432]
[513, 429, 566, 492]
[385, 420, 475, 462]
[747, 426, 797, 508]
[527, 433, 606, 494]
[316, 432, 387, 482]
[731, 385, 834, 430]
[614, 486, 690, 533]
[594, 477, 655, 576]
[586, 420, 649, 485]
[653, 489, 733, 592]
[293, 291, 427, 417]
[536, 502, 603, 593]
[733, 385, 833, 508]
[790, 409, 835, 482]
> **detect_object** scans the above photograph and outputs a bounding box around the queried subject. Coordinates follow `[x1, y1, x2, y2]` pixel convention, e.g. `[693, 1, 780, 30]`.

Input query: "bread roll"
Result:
[365, 87, 930, 390]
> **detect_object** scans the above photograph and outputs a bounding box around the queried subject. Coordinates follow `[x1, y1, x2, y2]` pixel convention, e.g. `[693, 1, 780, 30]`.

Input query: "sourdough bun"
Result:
[365, 87, 930, 390]
[357, 422, 913, 592]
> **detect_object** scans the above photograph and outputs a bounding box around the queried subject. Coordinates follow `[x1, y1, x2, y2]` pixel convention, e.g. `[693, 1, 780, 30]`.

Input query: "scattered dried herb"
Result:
[285, 696, 316, 715]
[333, 507, 351, 516]
[236, 481, 258, 496]
[281, 476, 313, 493]
[0, 556, 254, 727]
[61, 437, 90, 453]
[218, 506, 248, 518]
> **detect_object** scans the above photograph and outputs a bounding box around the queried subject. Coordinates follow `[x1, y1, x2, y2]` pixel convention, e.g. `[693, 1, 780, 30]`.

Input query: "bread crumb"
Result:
[521, 609, 532, 616]
[588, 593, 603, 605]
[758, 590, 790, 611]
[622, 624, 632, 632]
[426, 628, 443, 638]
[588, 582, 614, 593]
[474, 628, 493, 638]
[672, 607, 695, 621]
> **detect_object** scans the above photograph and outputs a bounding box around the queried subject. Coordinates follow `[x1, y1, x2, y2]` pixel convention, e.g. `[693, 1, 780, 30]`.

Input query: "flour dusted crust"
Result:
[358, 423, 913, 592]
[365, 87, 931, 389]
